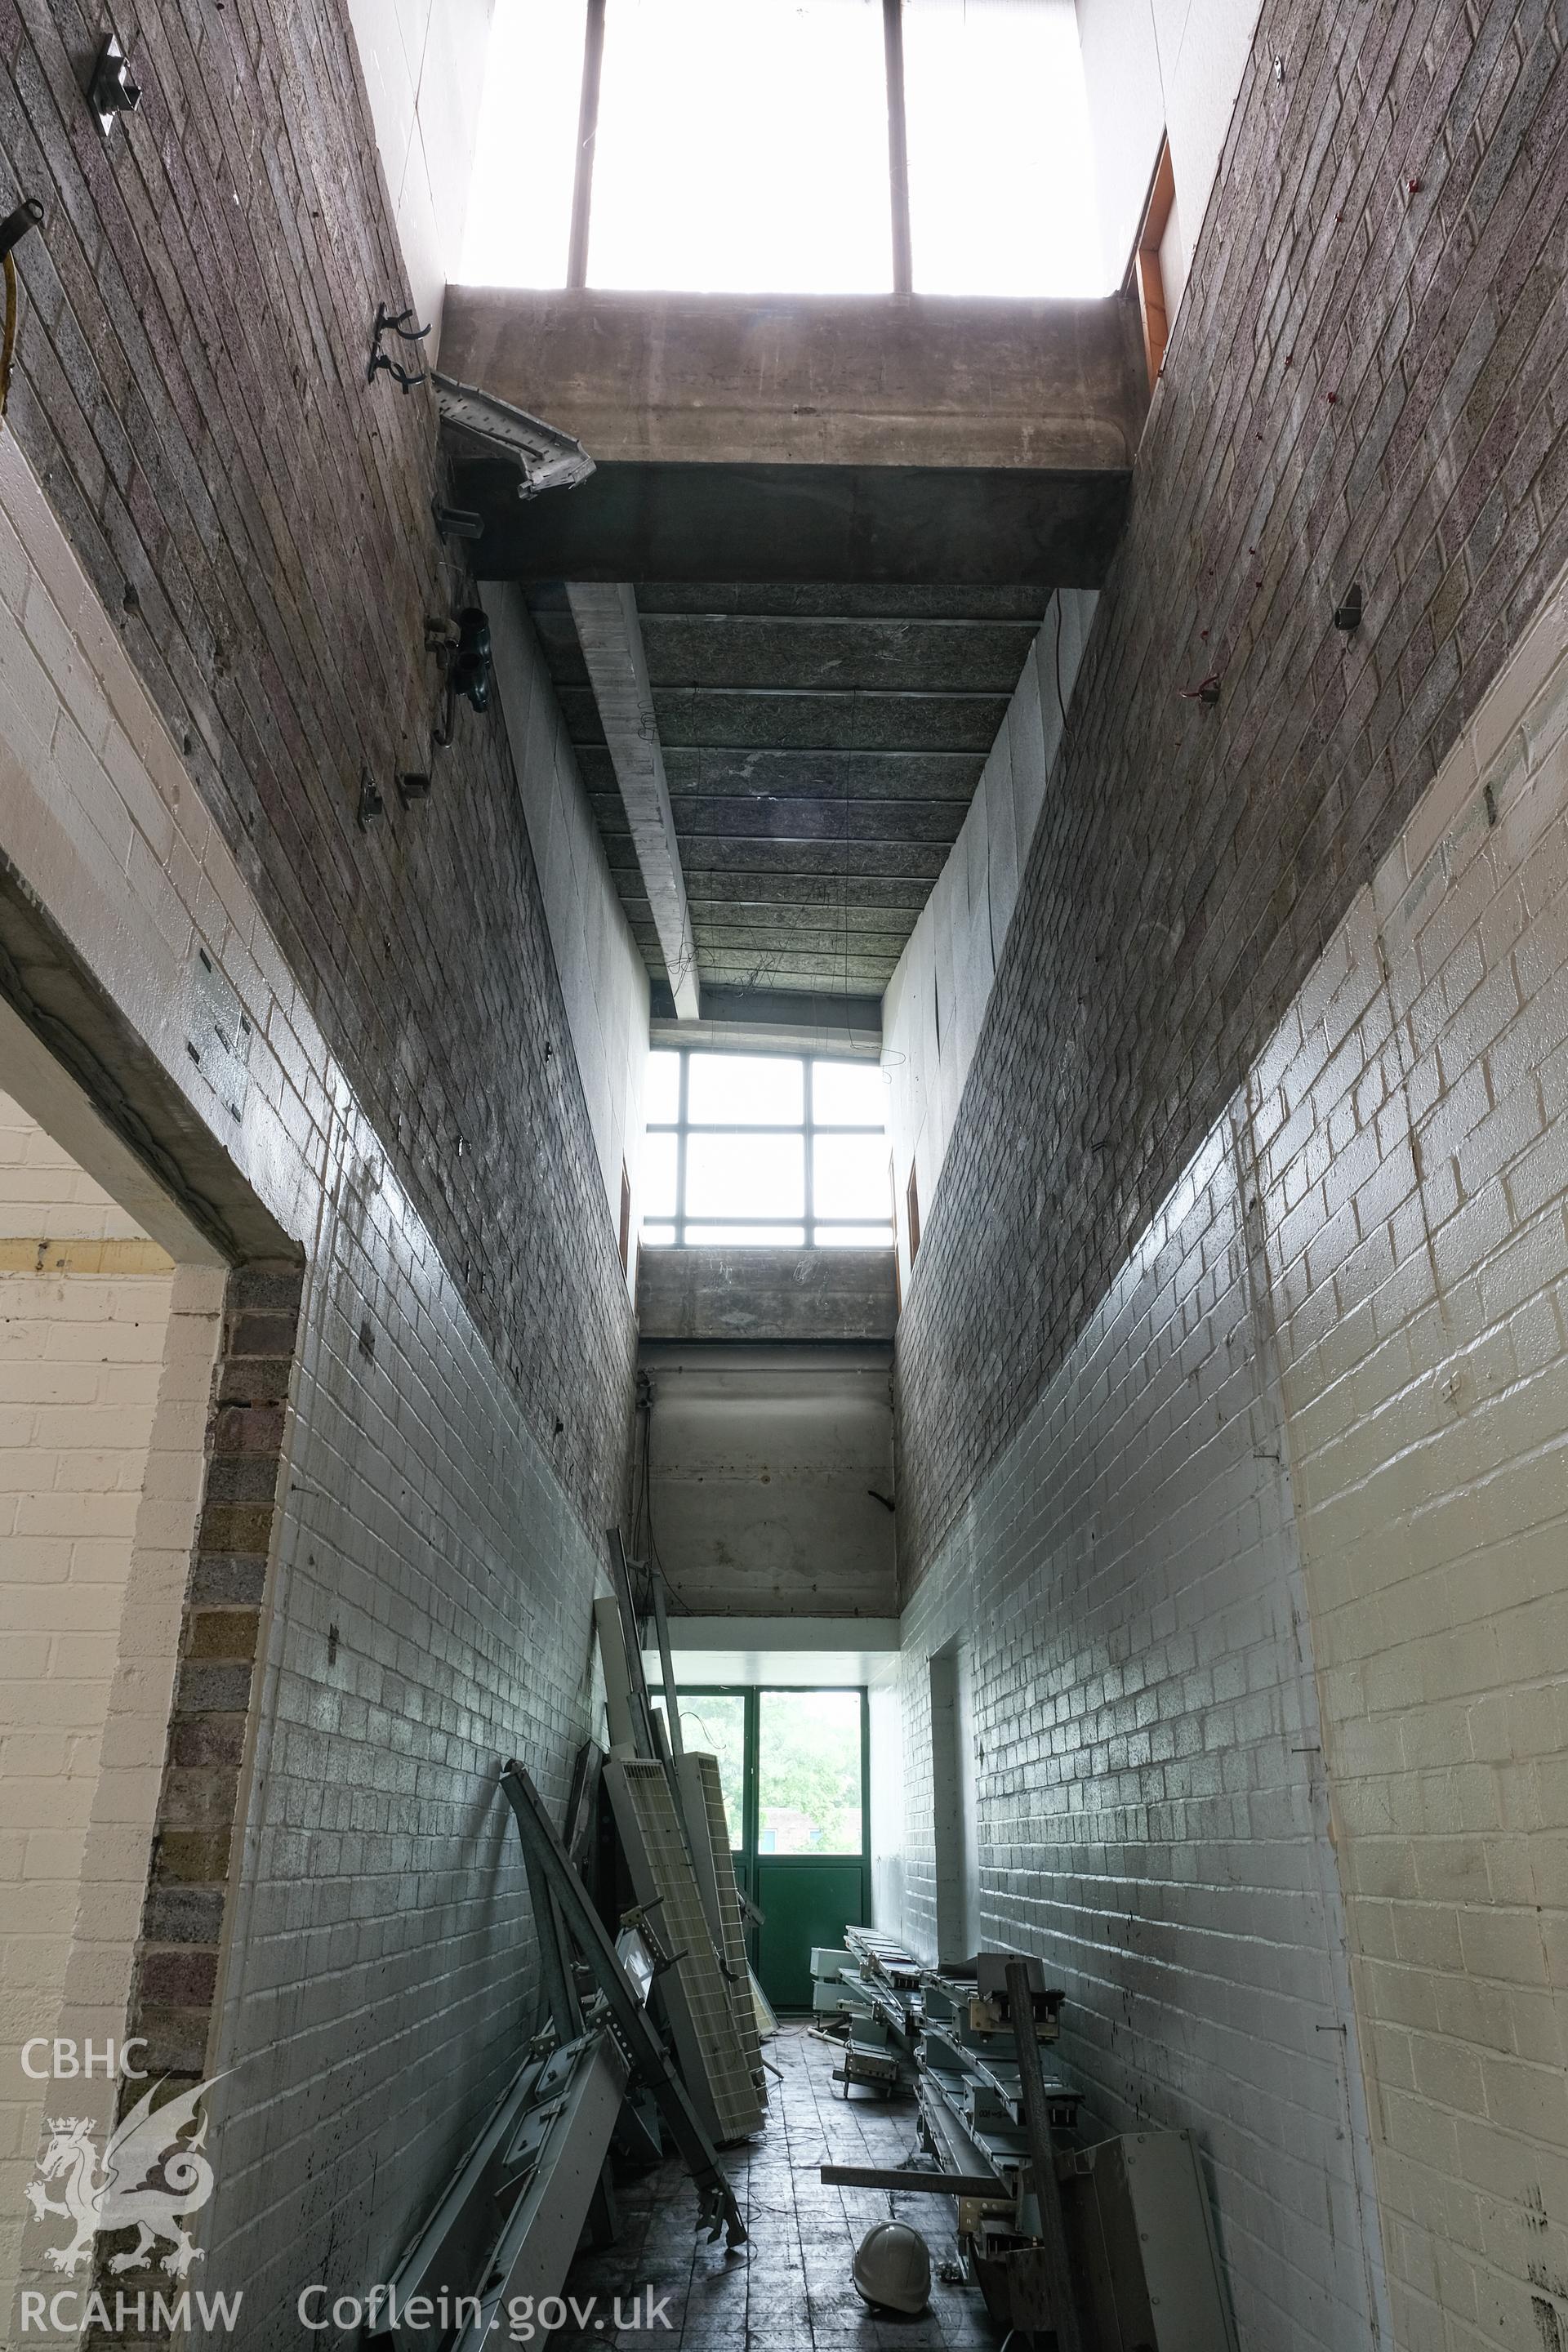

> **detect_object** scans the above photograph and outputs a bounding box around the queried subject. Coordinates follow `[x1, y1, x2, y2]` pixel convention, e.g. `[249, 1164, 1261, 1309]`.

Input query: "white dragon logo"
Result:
[24, 2078, 220, 2278]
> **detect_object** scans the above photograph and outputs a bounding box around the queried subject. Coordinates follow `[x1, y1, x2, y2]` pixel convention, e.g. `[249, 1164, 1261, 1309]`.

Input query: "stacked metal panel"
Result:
[679, 1750, 764, 2094]
[604, 1756, 764, 2145]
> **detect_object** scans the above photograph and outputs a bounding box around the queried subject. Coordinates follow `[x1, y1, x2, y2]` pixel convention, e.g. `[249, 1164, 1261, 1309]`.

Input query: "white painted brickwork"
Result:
[899, 1117, 1386, 2352]
[884, 589, 1097, 1289]
[1250, 563, 1568, 2352]
[208, 1096, 603, 2323]
[0, 431, 611, 2339]
[487, 579, 650, 1263]
[0, 1098, 179, 2316]
[2, 1254, 222, 2334]
[0, 1089, 146, 1241]
[341, 0, 493, 348]
[898, 562, 1568, 2352]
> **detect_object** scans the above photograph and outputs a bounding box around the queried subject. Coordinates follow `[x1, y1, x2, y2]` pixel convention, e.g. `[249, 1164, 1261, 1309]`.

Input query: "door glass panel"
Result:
[673, 1690, 746, 1849]
[758, 1689, 862, 1855]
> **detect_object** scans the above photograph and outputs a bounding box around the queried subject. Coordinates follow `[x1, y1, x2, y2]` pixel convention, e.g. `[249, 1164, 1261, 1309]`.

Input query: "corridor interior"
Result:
[1, 2, 1567, 2350]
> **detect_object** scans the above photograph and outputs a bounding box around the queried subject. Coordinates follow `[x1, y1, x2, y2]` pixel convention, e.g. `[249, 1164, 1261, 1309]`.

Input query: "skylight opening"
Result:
[463, 0, 589, 288]
[902, 0, 1100, 296]
[640, 1050, 893, 1250]
[458, 0, 1105, 296]
[590, 0, 893, 294]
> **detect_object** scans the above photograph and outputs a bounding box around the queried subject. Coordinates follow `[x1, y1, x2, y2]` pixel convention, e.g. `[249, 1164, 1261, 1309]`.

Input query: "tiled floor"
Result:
[550, 2023, 1004, 2350]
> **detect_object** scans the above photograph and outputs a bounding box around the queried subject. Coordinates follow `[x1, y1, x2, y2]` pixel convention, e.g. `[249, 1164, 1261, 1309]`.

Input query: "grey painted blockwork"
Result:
[203, 1101, 604, 2337]
[897, 1110, 1386, 2352]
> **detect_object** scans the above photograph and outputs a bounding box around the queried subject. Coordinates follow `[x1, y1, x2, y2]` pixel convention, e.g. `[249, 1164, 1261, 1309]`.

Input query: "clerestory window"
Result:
[640, 1050, 893, 1249]
[461, 0, 1102, 297]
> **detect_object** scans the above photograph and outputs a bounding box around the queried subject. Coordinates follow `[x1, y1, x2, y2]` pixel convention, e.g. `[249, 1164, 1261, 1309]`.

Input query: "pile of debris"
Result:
[820, 1944, 1239, 2351]
[372, 1535, 765, 2348]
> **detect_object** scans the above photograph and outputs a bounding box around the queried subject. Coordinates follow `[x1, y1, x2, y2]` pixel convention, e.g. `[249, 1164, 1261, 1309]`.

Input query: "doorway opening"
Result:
[929, 1641, 982, 1962]
[654, 1683, 870, 2010]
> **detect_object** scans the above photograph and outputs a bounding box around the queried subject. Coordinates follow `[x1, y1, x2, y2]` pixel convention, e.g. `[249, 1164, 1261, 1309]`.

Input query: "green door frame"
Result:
[654, 1682, 871, 1999]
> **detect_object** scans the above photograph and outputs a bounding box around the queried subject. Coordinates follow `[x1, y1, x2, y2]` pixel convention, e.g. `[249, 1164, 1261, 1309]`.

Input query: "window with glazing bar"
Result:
[641, 1051, 893, 1248]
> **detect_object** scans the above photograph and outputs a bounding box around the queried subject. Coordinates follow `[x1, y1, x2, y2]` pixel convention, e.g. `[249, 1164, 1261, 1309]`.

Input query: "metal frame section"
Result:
[644, 1051, 892, 1249]
[430, 376, 595, 499]
[368, 2029, 627, 2352]
[451, 2030, 630, 2352]
[566, 0, 606, 289]
[1006, 1956, 1084, 2352]
[818, 1945, 1236, 2351]
[368, 2053, 548, 2350]
[604, 1755, 764, 2145]
[566, 583, 701, 1019]
[882, 0, 912, 294]
[501, 1762, 746, 2247]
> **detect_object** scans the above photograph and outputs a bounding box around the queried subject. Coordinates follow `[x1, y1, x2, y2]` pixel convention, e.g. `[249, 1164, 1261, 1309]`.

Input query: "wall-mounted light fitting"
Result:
[1333, 583, 1363, 632]
[430, 608, 493, 749]
[396, 772, 431, 808]
[89, 38, 142, 136]
[356, 774, 385, 829]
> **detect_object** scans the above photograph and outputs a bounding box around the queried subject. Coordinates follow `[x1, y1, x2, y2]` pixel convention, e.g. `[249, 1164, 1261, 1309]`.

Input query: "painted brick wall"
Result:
[894, 551, 1568, 2352]
[0, 1089, 148, 1240]
[896, 0, 1568, 1579]
[203, 1123, 608, 2332]
[0, 0, 634, 1536]
[0, 372, 621, 2344]
[898, 1118, 1387, 2352]
[1250, 558, 1568, 2352]
[0, 1132, 175, 2323]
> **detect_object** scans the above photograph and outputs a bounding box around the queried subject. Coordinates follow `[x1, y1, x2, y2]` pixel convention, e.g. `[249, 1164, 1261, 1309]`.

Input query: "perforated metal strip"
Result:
[689, 1751, 763, 2082]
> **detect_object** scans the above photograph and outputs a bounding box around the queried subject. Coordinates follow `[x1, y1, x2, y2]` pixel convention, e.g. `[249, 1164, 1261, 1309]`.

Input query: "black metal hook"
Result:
[368, 301, 430, 394]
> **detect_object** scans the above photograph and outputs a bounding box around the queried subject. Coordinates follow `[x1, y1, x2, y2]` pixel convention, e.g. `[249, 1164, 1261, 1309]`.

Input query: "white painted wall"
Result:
[898, 560, 1568, 2352]
[883, 590, 1097, 1291]
[1076, 0, 1263, 299]
[0, 428, 612, 2338]
[486, 581, 650, 1270]
[344, 0, 495, 345]
[0, 1096, 149, 1241]
[0, 1096, 217, 2336]
[1251, 562, 1568, 2352]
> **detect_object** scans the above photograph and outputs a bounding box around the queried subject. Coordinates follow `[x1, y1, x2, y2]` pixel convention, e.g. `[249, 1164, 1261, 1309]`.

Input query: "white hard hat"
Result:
[853, 2218, 932, 2315]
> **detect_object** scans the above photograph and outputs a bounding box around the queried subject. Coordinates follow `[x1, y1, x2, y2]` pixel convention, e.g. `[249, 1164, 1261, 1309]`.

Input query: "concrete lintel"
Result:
[637, 1245, 898, 1343]
[443, 289, 1146, 473]
[565, 582, 700, 1020]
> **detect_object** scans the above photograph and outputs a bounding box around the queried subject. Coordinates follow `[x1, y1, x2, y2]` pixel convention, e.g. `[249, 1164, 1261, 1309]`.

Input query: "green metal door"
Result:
[657, 1683, 871, 2011]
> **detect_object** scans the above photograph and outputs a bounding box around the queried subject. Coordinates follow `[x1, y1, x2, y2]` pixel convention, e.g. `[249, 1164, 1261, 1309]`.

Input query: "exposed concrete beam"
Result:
[440, 291, 1143, 586]
[444, 291, 1145, 472]
[636, 1246, 898, 1343]
[565, 583, 701, 1020]
[649, 990, 882, 1060]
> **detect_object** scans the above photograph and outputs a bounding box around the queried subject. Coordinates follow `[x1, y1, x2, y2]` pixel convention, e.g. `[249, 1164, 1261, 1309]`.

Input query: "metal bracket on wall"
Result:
[368, 301, 430, 393]
[88, 38, 141, 135]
